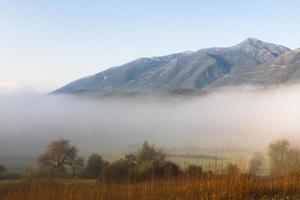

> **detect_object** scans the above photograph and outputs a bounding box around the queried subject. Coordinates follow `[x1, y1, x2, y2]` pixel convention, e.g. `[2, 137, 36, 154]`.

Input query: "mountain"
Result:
[53, 38, 293, 95]
[210, 48, 300, 87]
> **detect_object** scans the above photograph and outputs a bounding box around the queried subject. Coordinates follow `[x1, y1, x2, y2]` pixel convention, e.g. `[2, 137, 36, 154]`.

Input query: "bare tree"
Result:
[38, 139, 83, 177]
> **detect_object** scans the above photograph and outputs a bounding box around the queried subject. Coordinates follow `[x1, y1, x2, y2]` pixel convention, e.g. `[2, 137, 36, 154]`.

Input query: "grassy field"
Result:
[1, 176, 300, 200]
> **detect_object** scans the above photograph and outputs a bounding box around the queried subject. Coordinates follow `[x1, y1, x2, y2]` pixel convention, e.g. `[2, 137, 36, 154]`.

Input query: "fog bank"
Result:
[1, 86, 300, 159]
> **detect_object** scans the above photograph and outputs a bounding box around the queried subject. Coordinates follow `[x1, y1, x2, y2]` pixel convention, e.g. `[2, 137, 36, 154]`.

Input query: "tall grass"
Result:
[1, 175, 300, 200]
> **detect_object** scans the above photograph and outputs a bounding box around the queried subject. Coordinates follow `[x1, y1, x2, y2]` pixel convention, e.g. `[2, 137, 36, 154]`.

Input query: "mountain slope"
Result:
[210, 48, 300, 87]
[53, 38, 291, 94]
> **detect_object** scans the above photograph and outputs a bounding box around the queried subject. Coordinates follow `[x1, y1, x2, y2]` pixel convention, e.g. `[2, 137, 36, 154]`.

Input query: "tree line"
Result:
[36, 139, 217, 181]
[1, 138, 300, 181]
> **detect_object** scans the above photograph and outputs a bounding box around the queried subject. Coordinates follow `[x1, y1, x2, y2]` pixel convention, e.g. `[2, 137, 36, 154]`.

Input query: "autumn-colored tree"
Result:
[38, 139, 83, 177]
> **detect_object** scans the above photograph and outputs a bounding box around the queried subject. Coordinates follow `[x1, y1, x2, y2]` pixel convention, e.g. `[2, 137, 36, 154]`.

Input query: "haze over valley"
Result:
[2, 85, 300, 171]
[2, 38, 300, 168]
[3, 2, 300, 199]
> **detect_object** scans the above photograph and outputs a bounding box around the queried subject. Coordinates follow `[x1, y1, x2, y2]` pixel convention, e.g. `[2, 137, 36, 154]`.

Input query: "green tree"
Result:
[84, 154, 107, 179]
[137, 141, 165, 163]
[137, 141, 165, 178]
[124, 154, 138, 178]
[136, 141, 181, 179]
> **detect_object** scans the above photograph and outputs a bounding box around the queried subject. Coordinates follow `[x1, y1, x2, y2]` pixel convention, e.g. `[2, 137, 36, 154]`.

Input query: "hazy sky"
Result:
[1, 0, 300, 92]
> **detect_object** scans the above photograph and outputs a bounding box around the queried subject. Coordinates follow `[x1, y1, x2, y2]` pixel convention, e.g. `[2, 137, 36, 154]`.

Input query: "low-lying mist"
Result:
[1, 85, 300, 160]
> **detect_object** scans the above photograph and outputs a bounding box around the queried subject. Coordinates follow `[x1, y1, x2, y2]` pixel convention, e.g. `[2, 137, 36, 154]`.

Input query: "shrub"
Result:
[99, 159, 135, 183]
[185, 164, 203, 177]
[225, 163, 240, 176]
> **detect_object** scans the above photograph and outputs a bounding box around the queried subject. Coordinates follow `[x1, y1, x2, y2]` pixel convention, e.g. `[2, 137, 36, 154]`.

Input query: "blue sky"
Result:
[1, 0, 300, 91]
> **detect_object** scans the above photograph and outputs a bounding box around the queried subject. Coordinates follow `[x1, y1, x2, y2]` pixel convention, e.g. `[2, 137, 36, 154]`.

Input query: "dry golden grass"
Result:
[1, 176, 300, 200]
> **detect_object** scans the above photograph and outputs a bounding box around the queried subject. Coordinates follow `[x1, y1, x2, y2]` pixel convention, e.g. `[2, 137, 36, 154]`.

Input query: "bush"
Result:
[185, 165, 203, 177]
[137, 160, 181, 180]
[99, 159, 136, 183]
[162, 161, 181, 178]
[225, 163, 240, 176]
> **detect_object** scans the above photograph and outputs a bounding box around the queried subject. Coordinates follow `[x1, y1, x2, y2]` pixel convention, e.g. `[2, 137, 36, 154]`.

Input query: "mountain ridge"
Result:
[53, 38, 297, 95]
